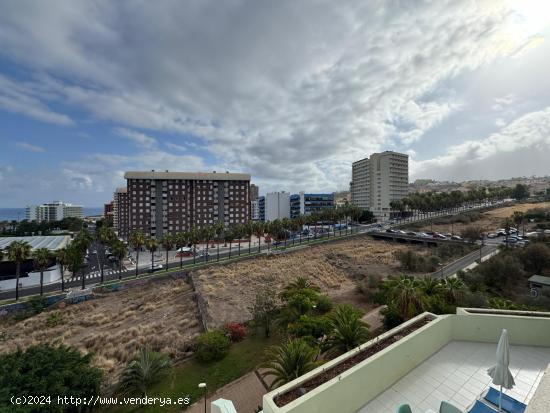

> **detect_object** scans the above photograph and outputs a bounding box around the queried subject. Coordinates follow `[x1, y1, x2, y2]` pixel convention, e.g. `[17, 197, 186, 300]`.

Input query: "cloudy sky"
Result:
[1, 0, 550, 207]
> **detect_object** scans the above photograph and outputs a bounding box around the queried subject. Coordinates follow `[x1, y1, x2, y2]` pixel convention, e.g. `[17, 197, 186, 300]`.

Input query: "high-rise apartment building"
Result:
[25, 201, 83, 222]
[350, 151, 409, 220]
[251, 200, 260, 221]
[350, 158, 370, 210]
[113, 187, 129, 240]
[290, 192, 334, 218]
[124, 170, 251, 239]
[250, 184, 259, 201]
[265, 192, 290, 221]
[258, 196, 266, 221]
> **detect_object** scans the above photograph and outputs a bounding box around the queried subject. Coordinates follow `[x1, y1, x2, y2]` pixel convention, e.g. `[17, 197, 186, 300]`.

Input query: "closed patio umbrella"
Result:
[487, 329, 515, 412]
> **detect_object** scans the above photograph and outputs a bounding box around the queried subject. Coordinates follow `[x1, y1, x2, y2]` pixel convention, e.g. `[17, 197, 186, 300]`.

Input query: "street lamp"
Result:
[198, 383, 207, 413]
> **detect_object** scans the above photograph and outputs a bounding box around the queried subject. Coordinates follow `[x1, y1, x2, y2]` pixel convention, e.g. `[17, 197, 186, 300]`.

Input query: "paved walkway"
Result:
[362, 305, 385, 332]
[186, 371, 267, 413]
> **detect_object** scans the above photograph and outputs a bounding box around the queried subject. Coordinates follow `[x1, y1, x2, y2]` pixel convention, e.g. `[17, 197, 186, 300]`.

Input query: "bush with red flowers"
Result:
[224, 322, 247, 342]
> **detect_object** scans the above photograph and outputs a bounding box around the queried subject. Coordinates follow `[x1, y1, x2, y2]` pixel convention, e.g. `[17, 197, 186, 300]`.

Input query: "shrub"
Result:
[0, 344, 102, 411]
[287, 315, 331, 341]
[25, 295, 48, 315]
[45, 311, 65, 327]
[315, 295, 333, 313]
[380, 305, 404, 329]
[195, 331, 231, 362]
[224, 322, 246, 342]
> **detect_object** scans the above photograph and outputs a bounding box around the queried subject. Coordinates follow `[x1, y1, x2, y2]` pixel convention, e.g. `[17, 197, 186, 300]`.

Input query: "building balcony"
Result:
[260, 309, 550, 413]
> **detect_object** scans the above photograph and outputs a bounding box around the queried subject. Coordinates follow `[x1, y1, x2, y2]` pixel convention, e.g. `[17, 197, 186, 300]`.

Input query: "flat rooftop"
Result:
[0, 235, 70, 251]
[124, 171, 251, 181]
[359, 341, 550, 413]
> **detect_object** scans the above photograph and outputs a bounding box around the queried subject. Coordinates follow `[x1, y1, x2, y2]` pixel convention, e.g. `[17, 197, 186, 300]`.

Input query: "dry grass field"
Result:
[193, 236, 411, 327]
[414, 201, 550, 235]
[0, 277, 201, 387]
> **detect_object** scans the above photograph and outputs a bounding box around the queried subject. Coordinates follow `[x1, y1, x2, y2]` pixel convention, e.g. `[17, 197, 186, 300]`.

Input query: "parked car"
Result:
[395, 230, 407, 235]
[487, 233, 497, 239]
[433, 233, 447, 239]
[385, 229, 396, 233]
[148, 264, 163, 273]
[443, 233, 452, 238]
[406, 231, 417, 236]
[451, 235, 462, 241]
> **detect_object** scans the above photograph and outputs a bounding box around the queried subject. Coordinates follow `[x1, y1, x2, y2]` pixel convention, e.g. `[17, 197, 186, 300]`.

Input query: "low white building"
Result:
[265, 192, 290, 221]
[26, 201, 83, 222]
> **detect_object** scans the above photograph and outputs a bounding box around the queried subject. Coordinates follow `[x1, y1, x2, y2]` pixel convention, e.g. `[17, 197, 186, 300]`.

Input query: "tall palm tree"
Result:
[160, 234, 174, 271]
[7, 241, 32, 301]
[261, 339, 316, 389]
[56, 246, 69, 292]
[325, 304, 370, 356]
[253, 221, 265, 253]
[233, 224, 244, 256]
[224, 227, 234, 259]
[175, 232, 189, 268]
[33, 247, 52, 296]
[129, 230, 145, 277]
[188, 227, 200, 265]
[245, 220, 254, 254]
[512, 211, 525, 237]
[97, 226, 115, 283]
[214, 222, 225, 262]
[111, 240, 127, 280]
[503, 217, 513, 248]
[119, 347, 170, 397]
[202, 225, 215, 262]
[418, 276, 443, 296]
[146, 238, 158, 273]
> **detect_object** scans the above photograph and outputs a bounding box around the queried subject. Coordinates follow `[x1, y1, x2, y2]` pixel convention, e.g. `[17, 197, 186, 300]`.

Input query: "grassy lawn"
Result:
[105, 332, 281, 413]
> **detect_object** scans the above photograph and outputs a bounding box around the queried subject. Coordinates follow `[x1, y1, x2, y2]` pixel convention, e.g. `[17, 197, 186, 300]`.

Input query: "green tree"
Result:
[111, 240, 128, 280]
[460, 226, 483, 243]
[261, 339, 316, 389]
[195, 331, 231, 363]
[146, 238, 158, 273]
[7, 240, 32, 301]
[0, 344, 102, 413]
[249, 286, 278, 338]
[512, 183, 529, 200]
[384, 276, 426, 320]
[119, 347, 170, 398]
[160, 234, 174, 271]
[129, 230, 145, 277]
[521, 243, 550, 274]
[32, 248, 52, 296]
[325, 304, 369, 356]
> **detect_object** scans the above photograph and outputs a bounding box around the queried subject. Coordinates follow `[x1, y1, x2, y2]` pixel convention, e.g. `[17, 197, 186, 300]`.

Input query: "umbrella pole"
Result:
[499, 385, 502, 412]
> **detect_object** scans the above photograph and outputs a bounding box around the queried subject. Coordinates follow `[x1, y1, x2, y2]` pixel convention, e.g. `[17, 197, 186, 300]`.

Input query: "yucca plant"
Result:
[325, 304, 369, 356]
[119, 347, 171, 397]
[261, 339, 316, 389]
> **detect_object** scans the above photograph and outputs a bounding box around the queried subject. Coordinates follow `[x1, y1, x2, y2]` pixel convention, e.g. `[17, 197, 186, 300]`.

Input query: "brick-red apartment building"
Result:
[119, 171, 251, 239]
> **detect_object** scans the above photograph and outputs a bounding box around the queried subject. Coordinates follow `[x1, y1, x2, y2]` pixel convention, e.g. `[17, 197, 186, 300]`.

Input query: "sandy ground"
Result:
[193, 236, 410, 328]
[0, 277, 201, 387]
[412, 202, 550, 235]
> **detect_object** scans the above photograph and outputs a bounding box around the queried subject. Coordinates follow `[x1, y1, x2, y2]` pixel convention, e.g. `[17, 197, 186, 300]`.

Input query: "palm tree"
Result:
[32, 247, 52, 296]
[111, 240, 127, 280]
[174, 232, 188, 268]
[7, 241, 32, 301]
[325, 304, 370, 356]
[224, 227, 234, 260]
[512, 211, 525, 237]
[233, 224, 244, 256]
[119, 347, 170, 397]
[129, 230, 145, 277]
[261, 339, 316, 389]
[202, 225, 215, 262]
[418, 276, 443, 296]
[387, 276, 426, 320]
[503, 217, 513, 248]
[97, 226, 115, 283]
[253, 221, 265, 253]
[160, 234, 174, 271]
[441, 277, 466, 304]
[284, 276, 320, 293]
[214, 222, 225, 262]
[56, 246, 69, 292]
[245, 220, 254, 254]
[146, 238, 158, 273]
[188, 227, 200, 265]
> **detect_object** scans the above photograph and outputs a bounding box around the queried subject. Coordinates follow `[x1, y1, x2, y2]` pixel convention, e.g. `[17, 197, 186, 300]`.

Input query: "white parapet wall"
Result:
[262, 309, 550, 413]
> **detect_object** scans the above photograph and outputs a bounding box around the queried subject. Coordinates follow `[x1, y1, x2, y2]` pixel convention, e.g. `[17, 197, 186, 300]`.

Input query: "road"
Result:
[434, 243, 499, 279]
[0, 199, 510, 301]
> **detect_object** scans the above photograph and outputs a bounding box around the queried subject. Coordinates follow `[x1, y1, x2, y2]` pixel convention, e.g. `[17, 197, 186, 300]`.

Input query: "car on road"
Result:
[487, 233, 497, 239]
[433, 233, 447, 239]
[450, 235, 463, 241]
[406, 231, 417, 236]
[148, 264, 163, 273]
[395, 230, 407, 235]
[385, 228, 396, 233]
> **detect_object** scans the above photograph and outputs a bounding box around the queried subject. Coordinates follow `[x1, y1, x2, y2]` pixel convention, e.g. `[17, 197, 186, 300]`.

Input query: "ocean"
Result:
[0, 207, 103, 222]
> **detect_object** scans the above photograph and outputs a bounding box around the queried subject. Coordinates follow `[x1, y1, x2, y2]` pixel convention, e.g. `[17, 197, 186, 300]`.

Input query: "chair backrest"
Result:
[439, 401, 464, 413]
[396, 404, 413, 413]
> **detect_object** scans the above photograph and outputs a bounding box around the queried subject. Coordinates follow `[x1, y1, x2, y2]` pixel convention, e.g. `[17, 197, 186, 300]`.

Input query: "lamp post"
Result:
[198, 383, 207, 413]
